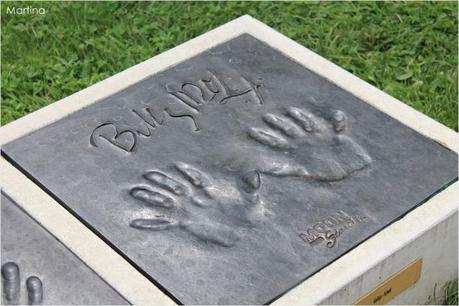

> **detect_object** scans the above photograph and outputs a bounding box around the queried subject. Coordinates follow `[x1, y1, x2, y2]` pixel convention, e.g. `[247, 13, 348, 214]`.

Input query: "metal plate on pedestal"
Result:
[2, 34, 457, 304]
[1, 194, 128, 305]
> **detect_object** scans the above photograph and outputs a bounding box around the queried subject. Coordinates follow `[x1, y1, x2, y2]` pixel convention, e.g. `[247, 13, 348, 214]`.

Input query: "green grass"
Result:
[443, 280, 458, 305]
[426, 279, 458, 305]
[1, 1, 457, 129]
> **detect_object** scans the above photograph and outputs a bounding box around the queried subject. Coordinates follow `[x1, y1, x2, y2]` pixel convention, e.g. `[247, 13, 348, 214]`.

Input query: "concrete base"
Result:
[322, 211, 458, 305]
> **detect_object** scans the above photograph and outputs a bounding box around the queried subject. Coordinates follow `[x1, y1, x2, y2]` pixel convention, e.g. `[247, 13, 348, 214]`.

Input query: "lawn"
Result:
[427, 279, 458, 305]
[1, 2, 458, 304]
[1, 1, 457, 130]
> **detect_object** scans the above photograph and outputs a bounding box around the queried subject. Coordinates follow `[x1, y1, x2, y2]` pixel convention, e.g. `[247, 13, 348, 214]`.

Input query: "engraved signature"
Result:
[90, 70, 263, 153]
[298, 210, 368, 248]
[166, 70, 263, 110]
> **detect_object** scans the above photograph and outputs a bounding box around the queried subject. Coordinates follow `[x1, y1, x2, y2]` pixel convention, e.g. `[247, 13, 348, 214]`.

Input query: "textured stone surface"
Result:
[2, 34, 457, 304]
[1, 194, 128, 305]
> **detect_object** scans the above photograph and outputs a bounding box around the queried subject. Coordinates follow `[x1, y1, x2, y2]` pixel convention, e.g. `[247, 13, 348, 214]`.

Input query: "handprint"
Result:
[247, 107, 372, 181]
[1, 262, 43, 305]
[129, 163, 268, 247]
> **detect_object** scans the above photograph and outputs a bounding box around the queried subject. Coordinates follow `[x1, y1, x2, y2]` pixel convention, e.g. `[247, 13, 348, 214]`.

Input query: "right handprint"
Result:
[248, 107, 372, 181]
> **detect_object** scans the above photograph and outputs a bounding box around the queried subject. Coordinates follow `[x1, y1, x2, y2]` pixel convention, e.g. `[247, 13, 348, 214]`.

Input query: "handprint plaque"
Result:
[2, 34, 457, 304]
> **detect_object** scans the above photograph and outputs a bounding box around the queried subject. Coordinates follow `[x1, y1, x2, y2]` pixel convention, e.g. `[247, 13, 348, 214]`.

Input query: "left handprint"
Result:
[129, 163, 267, 247]
[1, 262, 43, 305]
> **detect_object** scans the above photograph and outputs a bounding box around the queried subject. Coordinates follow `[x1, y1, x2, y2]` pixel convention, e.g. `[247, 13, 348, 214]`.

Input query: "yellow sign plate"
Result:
[355, 258, 423, 305]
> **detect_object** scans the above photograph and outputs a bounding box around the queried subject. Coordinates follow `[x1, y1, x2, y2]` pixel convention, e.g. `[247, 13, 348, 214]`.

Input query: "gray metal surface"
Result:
[2, 34, 457, 305]
[1, 194, 128, 305]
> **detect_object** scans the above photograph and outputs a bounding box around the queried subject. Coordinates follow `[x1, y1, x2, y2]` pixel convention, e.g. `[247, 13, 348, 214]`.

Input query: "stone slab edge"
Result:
[0, 15, 458, 305]
[321, 210, 458, 305]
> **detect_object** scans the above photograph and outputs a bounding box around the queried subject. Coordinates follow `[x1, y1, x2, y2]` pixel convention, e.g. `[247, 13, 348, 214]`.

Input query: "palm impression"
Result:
[129, 163, 269, 247]
[248, 107, 372, 181]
